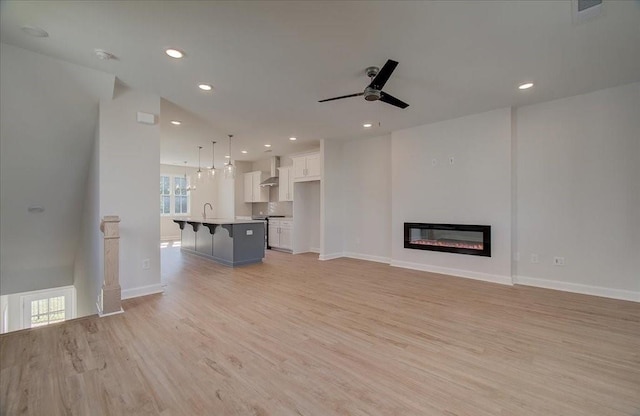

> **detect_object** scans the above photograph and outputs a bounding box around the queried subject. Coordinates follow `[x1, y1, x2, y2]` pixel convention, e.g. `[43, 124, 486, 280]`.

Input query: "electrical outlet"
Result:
[431, 158, 437, 166]
[553, 257, 565, 266]
[246, 230, 253, 235]
[142, 259, 150, 270]
[531, 253, 539, 264]
[449, 156, 455, 165]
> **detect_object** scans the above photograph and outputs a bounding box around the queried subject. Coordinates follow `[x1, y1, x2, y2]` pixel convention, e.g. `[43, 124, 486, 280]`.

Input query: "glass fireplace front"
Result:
[404, 223, 491, 257]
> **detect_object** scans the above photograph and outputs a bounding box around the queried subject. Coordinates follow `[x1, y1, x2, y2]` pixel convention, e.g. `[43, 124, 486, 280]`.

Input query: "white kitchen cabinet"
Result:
[278, 166, 293, 201]
[292, 151, 321, 182]
[243, 173, 253, 202]
[268, 221, 280, 248]
[279, 220, 292, 250]
[269, 219, 293, 251]
[243, 171, 269, 203]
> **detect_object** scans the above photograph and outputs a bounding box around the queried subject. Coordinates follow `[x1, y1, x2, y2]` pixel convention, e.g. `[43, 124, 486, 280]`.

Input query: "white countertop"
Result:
[173, 218, 265, 225]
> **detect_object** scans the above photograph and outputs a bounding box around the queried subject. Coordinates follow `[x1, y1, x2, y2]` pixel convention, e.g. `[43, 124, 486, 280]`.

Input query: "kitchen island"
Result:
[173, 218, 265, 266]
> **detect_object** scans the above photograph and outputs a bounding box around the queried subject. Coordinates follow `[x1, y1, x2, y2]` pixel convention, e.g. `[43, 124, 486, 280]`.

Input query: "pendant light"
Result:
[195, 145, 203, 184]
[180, 161, 196, 192]
[224, 134, 236, 179]
[208, 141, 217, 178]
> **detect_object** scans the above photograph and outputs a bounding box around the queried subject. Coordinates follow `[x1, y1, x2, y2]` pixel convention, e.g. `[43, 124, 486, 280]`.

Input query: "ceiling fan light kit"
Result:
[319, 59, 409, 109]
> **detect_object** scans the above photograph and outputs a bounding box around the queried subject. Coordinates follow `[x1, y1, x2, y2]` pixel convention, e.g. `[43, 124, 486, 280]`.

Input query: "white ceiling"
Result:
[1, 0, 639, 166]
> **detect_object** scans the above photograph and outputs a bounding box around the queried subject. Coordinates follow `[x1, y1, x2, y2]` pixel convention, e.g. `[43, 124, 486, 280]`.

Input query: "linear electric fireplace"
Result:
[404, 223, 491, 257]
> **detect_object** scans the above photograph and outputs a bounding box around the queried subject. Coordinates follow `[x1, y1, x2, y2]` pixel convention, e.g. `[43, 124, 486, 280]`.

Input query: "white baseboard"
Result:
[390, 260, 513, 286]
[121, 283, 164, 300]
[161, 236, 180, 242]
[97, 305, 124, 318]
[514, 275, 640, 302]
[309, 247, 320, 254]
[343, 252, 391, 264]
[318, 252, 344, 261]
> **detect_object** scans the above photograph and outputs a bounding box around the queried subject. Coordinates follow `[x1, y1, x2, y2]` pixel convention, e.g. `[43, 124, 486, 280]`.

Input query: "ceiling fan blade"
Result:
[318, 92, 364, 103]
[368, 59, 398, 90]
[380, 91, 409, 109]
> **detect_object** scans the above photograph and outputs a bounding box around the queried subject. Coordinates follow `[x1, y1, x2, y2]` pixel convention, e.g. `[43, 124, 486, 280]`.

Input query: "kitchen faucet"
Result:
[203, 202, 213, 219]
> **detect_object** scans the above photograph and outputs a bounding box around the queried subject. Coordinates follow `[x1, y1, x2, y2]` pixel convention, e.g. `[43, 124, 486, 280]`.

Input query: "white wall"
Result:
[234, 161, 253, 218]
[99, 85, 162, 299]
[160, 164, 218, 240]
[0, 44, 114, 295]
[320, 139, 345, 259]
[1, 292, 23, 333]
[515, 83, 640, 300]
[217, 173, 235, 219]
[341, 135, 392, 263]
[73, 125, 102, 317]
[319, 83, 638, 301]
[0, 295, 12, 333]
[293, 181, 321, 254]
[391, 108, 513, 284]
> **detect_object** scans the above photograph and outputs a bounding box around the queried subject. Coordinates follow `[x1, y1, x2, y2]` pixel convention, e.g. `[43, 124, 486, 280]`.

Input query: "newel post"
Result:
[99, 215, 123, 316]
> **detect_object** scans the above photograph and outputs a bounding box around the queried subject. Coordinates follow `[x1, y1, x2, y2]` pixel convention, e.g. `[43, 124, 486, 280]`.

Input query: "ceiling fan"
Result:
[319, 59, 409, 109]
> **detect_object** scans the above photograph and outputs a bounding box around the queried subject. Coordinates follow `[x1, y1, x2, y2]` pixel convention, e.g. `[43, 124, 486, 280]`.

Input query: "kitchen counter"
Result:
[173, 217, 265, 225]
[173, 218, 265, 267]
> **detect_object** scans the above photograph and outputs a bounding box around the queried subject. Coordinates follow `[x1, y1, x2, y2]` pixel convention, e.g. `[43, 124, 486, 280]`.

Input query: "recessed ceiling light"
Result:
[225, 155, 230, 159]
[170, 120, 181, 125]
[289, 137, 297, 141]
[21, 25, 48, 38]
[241, 150, 248, 154]
[264, 144, 271, 148]
[165, 48, 184, 59]
[198, 84, 213, 91]
[363, 123, 373, 128]
[518, 82, 534, 90]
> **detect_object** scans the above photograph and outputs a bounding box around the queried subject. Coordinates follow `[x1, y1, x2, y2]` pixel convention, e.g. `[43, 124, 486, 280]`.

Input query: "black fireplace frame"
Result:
[404, 223, 491, 257]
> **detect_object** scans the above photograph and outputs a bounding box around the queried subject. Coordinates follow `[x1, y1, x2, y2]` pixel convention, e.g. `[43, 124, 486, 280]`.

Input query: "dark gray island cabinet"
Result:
[173, 218, 265, 266]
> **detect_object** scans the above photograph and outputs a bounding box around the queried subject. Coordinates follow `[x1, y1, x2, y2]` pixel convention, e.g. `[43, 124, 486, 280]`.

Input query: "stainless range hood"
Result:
[259, 156, 280, 187]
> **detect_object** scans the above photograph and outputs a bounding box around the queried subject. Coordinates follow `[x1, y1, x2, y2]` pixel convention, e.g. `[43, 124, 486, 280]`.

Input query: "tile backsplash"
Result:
[252, 201, 293, 217]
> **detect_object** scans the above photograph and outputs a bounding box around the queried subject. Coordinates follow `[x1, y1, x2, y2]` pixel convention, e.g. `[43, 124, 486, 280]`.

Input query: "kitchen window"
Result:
[160, 175, 190, 216]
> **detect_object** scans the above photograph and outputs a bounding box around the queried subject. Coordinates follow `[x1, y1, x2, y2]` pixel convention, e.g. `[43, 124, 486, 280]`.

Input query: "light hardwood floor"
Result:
[2, 247, 639, 415]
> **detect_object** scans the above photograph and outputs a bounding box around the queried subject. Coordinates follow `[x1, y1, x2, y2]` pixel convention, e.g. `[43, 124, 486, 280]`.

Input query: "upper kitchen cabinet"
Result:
[292, 151, 320, 182]
[278, 166, 293, 201]
[244, 171, 269, 203]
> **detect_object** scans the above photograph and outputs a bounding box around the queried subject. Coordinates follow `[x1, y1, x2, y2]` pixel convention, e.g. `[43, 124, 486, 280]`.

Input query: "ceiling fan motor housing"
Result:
[364, 86, 381, 101]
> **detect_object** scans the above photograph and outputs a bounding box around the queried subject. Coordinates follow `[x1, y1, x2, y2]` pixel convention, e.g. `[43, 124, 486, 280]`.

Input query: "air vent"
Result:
[572, 0, 603, 23]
